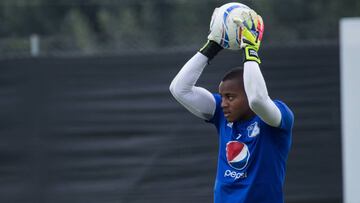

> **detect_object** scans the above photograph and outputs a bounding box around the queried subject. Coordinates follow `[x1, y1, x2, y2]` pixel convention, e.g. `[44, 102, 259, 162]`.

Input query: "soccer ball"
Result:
[209, 2, 252, 50]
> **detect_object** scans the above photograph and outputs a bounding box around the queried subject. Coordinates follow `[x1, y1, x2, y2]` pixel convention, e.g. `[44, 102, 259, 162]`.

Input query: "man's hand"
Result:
[199, 7, 223, 60]
[233, 10, 264, 64]
[207, 7, 223, 46]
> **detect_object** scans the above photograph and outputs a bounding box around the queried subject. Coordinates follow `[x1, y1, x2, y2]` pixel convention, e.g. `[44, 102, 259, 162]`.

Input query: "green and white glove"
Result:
[233, 10, 264, 64]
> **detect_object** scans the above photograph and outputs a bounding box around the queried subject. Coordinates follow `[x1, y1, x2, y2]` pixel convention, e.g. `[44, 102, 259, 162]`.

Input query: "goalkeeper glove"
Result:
[233, 10, 264, 64]
[199, 7, 223, 60]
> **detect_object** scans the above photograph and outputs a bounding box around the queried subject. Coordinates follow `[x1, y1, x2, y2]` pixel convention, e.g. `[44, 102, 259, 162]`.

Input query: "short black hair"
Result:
[222, 67, 244, 84]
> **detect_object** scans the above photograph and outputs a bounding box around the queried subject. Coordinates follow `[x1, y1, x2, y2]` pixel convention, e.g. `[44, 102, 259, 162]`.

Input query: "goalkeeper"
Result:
[169, 9, 294, 203]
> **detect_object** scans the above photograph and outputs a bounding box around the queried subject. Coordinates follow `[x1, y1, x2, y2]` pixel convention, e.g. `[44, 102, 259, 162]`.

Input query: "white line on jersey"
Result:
[236, 133, 242, 139]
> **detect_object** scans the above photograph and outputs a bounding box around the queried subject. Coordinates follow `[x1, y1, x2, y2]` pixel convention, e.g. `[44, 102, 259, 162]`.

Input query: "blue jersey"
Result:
[207, 94, 294, 203]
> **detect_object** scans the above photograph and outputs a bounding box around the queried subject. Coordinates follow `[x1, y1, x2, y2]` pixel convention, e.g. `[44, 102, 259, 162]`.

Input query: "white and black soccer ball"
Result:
[208, 2, 252, 50]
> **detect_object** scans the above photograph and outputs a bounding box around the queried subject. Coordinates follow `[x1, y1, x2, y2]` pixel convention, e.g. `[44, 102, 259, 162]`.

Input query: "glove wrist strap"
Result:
[244, 46, 261, 64]
[199, 40, 223, 60]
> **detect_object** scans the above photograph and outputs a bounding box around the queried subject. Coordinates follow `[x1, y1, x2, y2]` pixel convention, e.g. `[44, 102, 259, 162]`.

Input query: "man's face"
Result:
[219, 79, 251, 122]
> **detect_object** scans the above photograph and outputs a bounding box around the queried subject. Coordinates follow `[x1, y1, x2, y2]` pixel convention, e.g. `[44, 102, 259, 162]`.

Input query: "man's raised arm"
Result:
[234, 12, 282, 127]
[169, 41, 222, 120]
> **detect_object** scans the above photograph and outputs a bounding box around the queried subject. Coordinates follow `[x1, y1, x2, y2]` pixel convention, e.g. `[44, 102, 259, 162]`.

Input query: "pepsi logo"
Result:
[226, 141, 250, 170]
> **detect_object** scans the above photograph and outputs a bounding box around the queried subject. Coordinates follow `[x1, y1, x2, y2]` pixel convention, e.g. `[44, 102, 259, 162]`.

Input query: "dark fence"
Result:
[0, 44, 341, 203]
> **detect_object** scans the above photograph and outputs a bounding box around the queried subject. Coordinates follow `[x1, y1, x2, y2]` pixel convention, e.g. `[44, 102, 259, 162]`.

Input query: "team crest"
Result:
[247, 122, 260, 138]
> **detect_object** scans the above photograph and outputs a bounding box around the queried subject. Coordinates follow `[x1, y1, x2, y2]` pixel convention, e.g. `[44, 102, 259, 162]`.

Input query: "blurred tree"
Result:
[0, 0, 359, 55]
[61, 8, 96, 53]
[97, 4, 145, 50]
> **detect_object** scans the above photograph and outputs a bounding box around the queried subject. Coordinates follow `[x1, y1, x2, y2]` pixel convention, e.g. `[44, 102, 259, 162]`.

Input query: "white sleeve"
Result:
[243, 61, 282, 127]
[169, 52, 216, 120]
